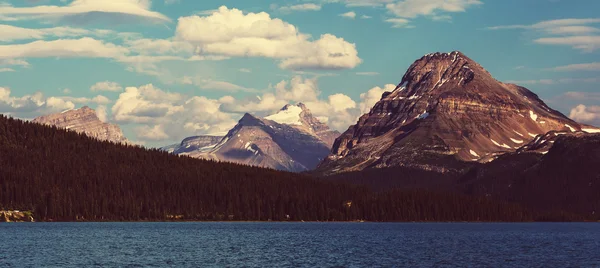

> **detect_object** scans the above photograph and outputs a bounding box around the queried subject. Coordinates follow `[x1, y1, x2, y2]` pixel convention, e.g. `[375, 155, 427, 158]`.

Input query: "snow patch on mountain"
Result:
[265, 105, 303, 126]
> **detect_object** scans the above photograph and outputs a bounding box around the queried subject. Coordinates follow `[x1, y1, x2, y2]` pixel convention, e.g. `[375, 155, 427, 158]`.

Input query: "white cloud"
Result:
[276, 3, 322, 12]
[112, 84, 183, 124]
[0, 0, 170, 23]
[60, 95, 111, 105]
[504, 79, 555, 85]
[385, 18, 411, 28]
[535, 36, 600, 52]
[0, 24, 113, 42]
[176, 76, 258, 93]
[0, 37, 129, 60]
[356, 71, 379, 75]
[239, 68, 251, 73]
[111, 84, 236, 142]
[552, 62, 600, 71]
[0, 87, 75, 117]
[570, 104, 600, 126]
[384, 0, 481, 27]
[0, 67, 13, 72]
[220, 76, 391, 132]
[90, 81, 123, 92]
[359, 84, 395, 113]
[360, 15, 372, 19]
[174, 6, 362, 70]
[563, 92, 600, 102]
[96, 105, 108, 122]
[340, 11, 356, 19]
[505, 78, 600, 85]
[488, 18, 600, 52]
[164, 0, 179, 5]
[322, 0, 393, 7]
[0, 58, 30, 67]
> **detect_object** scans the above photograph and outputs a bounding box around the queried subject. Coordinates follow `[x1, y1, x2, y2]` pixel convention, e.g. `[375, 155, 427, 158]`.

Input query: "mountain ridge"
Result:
[32, 106, 128, 144]
[166, 103, 340, 172]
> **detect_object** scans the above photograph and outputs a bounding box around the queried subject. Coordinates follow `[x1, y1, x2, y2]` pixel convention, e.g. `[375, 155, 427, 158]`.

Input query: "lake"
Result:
[1, 222, 599, 267]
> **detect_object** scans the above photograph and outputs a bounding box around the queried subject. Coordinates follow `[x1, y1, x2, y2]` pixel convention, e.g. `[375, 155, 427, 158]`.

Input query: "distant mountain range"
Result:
[8, 50, 600, 221]
[163, 103, 340, 172]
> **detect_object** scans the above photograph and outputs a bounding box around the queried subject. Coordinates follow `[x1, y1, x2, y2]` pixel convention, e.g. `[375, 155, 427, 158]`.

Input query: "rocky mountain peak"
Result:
[317, 51, 589, 175]
[33, 106, 128, 144]
[265, 103, 340, 147]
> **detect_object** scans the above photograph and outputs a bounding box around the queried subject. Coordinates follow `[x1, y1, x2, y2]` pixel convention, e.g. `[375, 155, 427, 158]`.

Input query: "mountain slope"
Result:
[170, 103, 339, 172]
[317, 51, 590, 175]
[161, 135, 223, 154]
[458, 132, 600, 217]
[32, 106, 128, 144]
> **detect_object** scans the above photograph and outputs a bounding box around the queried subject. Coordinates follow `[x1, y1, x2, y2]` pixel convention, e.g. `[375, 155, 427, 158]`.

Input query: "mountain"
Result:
[317, 51, 598, 175]
[265, 103, 340, 147]
[32, 106, 128, 144]
[168, 103, 339, 172]
[160, 135, 223, 154]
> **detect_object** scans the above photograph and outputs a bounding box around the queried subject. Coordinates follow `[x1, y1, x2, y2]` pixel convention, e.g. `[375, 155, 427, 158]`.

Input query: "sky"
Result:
[0, 0, 599, 147]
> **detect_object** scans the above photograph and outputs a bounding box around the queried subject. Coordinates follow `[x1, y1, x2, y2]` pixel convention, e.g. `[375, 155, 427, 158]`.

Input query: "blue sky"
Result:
[1, 0, 599, 147]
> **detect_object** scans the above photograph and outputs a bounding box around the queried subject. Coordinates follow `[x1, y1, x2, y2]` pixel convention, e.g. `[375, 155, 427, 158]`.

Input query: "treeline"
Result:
[324, 140, 600, 221]
[0, 115, 568, 222]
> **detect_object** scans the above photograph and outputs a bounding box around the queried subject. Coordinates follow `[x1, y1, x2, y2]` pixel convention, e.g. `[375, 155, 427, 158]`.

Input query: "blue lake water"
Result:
[1, 222, 599, 267]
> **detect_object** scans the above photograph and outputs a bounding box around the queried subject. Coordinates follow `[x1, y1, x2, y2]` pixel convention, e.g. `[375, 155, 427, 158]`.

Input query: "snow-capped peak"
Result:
[265, 105, 304, 126]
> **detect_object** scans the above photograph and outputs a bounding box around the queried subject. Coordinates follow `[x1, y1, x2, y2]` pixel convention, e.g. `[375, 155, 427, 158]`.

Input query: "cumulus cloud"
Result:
[96, 105, 108, 122]
[90, 81, 123, 92]
[488, 18, 600, 52]
[0, 0, 170, 23]
[112, 84, 183, 124]
[111, 84, 236, 142]
[174, 6, 362, 70]
[220, 76, 393, 132]
[0, 87, 75, 117]
[570, 104, 600, 126]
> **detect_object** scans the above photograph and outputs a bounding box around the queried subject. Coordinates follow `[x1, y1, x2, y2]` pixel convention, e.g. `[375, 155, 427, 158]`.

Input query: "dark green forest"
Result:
[0, 115, 587, 222]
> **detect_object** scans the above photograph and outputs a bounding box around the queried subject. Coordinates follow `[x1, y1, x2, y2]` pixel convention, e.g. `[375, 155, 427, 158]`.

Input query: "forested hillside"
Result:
[0, 115, 578, 222]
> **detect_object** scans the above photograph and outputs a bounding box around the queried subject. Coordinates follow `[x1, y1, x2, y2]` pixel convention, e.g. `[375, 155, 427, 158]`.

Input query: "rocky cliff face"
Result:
[33, 106, 128, 144]
[317, 51, 595, 175]
[176, 104, 337, 172]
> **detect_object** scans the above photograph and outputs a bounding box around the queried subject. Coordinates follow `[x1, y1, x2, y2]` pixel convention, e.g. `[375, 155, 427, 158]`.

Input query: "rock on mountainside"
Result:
[317, 51, 599, 175]
[161, 135, 223, 154]
[174, 104, 338, 172]
[33, 106, 128, 144]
